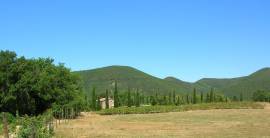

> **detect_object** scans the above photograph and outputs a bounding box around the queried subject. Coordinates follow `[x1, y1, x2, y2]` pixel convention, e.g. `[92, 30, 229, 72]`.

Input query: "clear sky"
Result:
[1, 0, 270, 82]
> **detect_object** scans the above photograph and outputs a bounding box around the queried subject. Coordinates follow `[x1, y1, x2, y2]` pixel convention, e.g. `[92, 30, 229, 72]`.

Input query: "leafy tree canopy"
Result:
[0, 50, 83, 116]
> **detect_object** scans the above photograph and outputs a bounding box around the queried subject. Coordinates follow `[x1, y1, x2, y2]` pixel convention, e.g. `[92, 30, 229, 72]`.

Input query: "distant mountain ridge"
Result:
[75, 66, 270, 98]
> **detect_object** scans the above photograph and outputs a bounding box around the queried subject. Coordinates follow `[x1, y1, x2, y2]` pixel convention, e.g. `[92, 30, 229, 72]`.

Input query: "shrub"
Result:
[17, 111, 53, 138]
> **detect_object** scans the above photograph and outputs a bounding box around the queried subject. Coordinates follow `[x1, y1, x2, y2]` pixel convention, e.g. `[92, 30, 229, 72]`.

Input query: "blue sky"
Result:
[1, 0, 270, 82]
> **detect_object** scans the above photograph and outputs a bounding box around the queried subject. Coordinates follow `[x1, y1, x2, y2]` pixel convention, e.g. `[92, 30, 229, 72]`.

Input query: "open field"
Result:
[54, 103, 270, 138]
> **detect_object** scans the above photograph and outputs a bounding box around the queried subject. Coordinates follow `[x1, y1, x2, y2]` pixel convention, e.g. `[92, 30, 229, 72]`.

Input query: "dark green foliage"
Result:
[17, 111, 54, 138]
[155, 92, 159, 104]
[201, 92, 203, 103]
[240, 93, 243, 102]
[206, 93, 210, 103]
[150, 96, 157, 106]
[127, 88, 132, 107]
[162, 95, 167, 105]
[0, 112, 16, 125]
[113, 81, 119, 108]
[172, 90, 176, 105]
[0, 50, 83, 116]
[176, 96, 180, 106]
[135, 89, 140, 107]
[96, 98, 101, 111]
[97, 102, 263, 115]
[168, 92, 172, 105]
[197, 68, 270, 99]
[76, 65, 270, 100]
[186, 94, 190, 104]
[1, 111, 54, 138]
[233, 96, 239, 101]
[105, 89, 109, 109]
[193, 88, 197, 104]
[140, 94, 145, 105]
[225, 97, 228, 102]
[75, 66, 209, 96]
[253, 90, 270, 102]
[210, 88, 214, 103]
[91, 87, 97, 110]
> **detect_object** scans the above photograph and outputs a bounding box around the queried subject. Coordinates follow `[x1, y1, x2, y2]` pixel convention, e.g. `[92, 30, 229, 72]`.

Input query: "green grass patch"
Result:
[97, 102, 264, 115]
[0, 124, 2, 135]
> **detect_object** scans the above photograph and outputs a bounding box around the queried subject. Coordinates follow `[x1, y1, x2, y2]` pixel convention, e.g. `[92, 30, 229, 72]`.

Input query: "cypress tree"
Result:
[163, 95, 167, 105]
[135, 89, 140, 107]
[155, 92, 159, 105]
[91, 87, 96, 110]
[141, 94, 145, 104]
[114, 81, 119, 108]
[105, 89, 109, 109]
[186, 94, 190, 104]
[177, 96, 180, 106]
[218, 96, 223, 102]
[169, 92, 172, 105]
[213, 93, 216, 102]
[127, 88, 132, 107]
[146, 96, 149, 104]
[181, 96, 185, 104]
[240, 93, 243, 102]
[173, 90, 176, 105]
[233, 96, 238, 101]
[206, 93, 210, 103]
[150, 95, 157, 106]
[200, 92, 204, 103]
[210, 88, 214, 103]
[97, 98, 102, 110]
[193, 88, 197, 104]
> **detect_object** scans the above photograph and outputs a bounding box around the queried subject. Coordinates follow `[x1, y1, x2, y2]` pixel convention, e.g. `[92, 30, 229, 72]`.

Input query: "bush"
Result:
[0, 112, 16, 124]
[0, 112, 17, 135]
[17, 111, 54, 138]
[253, 90, 270, 102]
[0, 111, 53, 138]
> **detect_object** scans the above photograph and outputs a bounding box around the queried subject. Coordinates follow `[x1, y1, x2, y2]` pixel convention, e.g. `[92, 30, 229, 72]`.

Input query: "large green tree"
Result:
[0, 50, 84, 116]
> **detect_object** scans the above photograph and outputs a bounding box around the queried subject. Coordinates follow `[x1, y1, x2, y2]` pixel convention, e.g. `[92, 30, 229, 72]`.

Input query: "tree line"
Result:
[253, 90, 270, 102]
[87, 81, 232, 111]
[1, 50, 254, 115]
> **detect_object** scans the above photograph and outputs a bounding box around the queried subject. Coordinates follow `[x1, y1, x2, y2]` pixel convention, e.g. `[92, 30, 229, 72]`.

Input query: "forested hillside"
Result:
[76, 66, 270, 99]
[75, 66, 207, 96]
[196, 68, 270, 99]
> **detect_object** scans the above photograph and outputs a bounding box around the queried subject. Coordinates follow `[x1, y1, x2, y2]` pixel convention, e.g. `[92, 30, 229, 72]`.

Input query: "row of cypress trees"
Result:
[88, 81, 244, 111]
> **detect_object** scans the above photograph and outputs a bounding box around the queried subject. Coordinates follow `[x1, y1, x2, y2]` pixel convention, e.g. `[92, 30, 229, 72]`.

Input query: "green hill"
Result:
[196, 68, 270, 99]
[74, 66, 198, 95]
[75, 66, 270, 99]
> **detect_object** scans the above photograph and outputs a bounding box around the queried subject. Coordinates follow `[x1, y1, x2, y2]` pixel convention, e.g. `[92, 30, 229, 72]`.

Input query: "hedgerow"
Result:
[97, 102, 263, 115]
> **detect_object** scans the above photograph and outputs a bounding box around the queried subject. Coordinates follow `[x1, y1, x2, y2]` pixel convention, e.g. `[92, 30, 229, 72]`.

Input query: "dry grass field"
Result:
[54, 103, 270, 138]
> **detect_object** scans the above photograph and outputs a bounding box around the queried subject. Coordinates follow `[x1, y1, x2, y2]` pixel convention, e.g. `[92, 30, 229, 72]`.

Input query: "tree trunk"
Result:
[3, 112, 9, 138]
